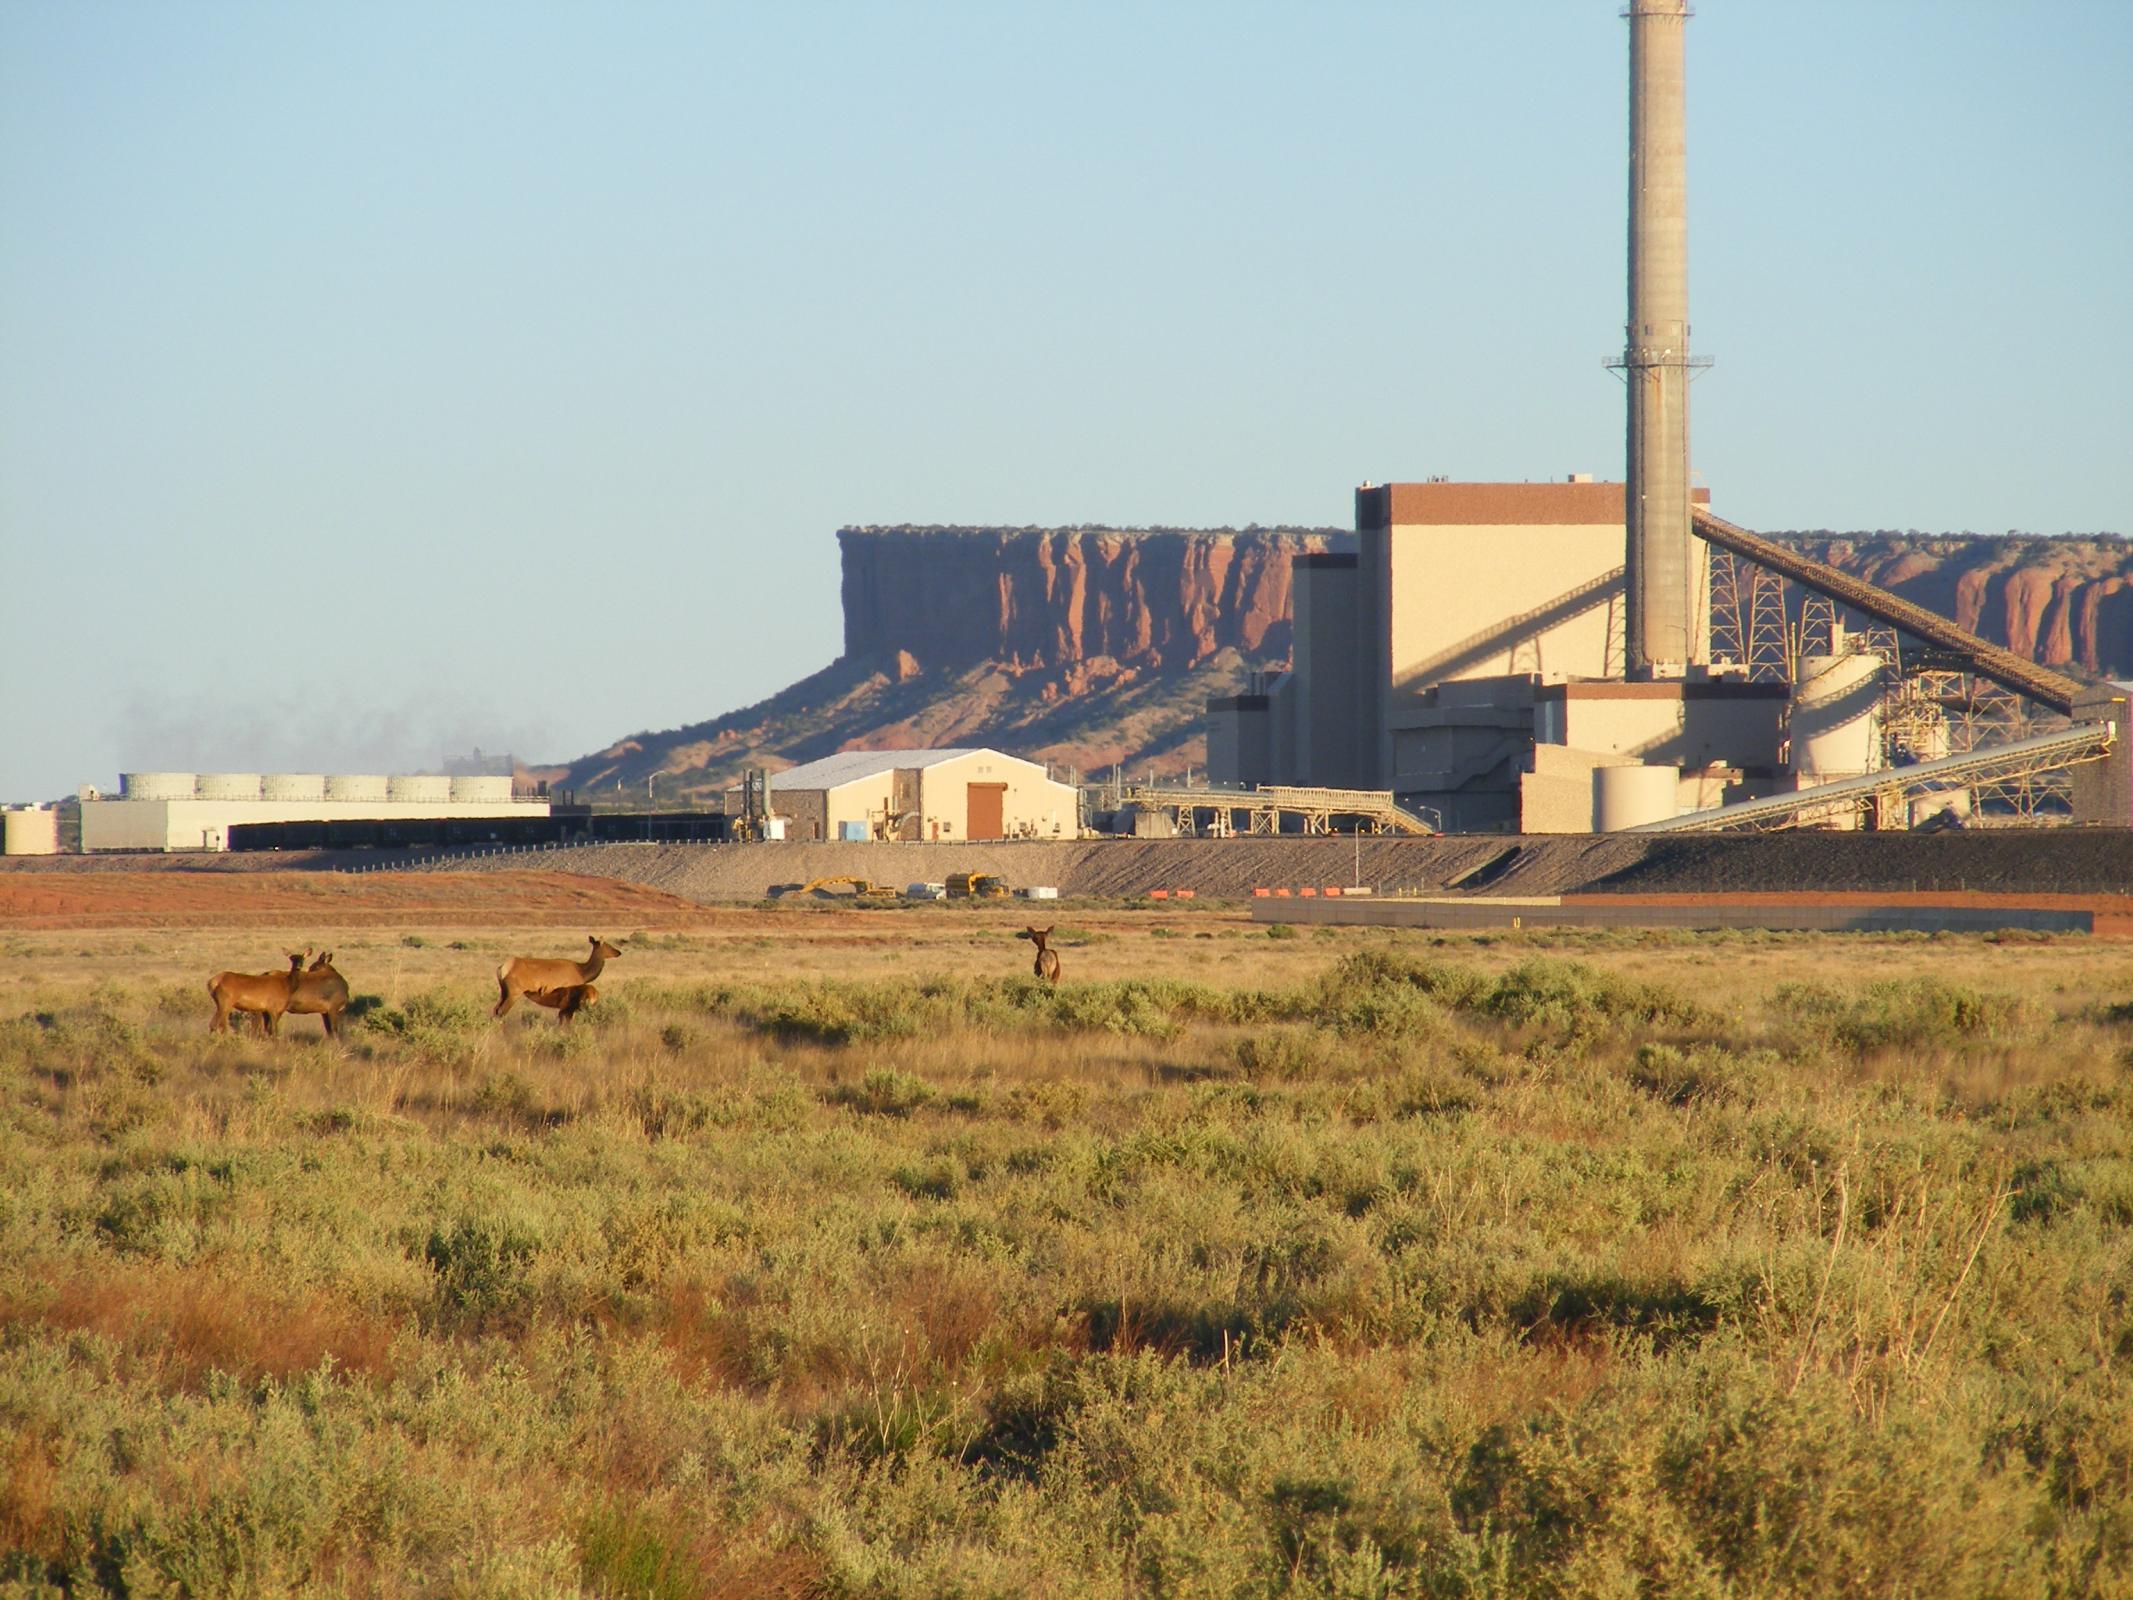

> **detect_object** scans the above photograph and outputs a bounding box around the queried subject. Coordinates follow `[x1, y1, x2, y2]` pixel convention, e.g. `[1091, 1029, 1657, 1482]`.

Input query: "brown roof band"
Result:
[1357, 481, 1711, 529]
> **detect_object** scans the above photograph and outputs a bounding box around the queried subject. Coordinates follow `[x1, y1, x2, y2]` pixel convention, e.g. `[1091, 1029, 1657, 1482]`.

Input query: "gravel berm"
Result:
[366, 829, 2133, 902]
[12, 830, 2125, 901]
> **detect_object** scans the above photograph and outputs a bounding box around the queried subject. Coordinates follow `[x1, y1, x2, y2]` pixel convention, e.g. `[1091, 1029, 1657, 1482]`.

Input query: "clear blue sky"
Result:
[4, 1, 2128, 801]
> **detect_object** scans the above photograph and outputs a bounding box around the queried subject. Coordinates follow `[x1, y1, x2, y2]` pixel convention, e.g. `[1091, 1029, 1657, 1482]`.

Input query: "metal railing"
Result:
[1116, 782, 1438, 836]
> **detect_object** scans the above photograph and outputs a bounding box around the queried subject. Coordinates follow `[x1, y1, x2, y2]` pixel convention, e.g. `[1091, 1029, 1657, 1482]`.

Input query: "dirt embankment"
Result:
[10, 830, 2130, 922]
[0, 869, 722, 931]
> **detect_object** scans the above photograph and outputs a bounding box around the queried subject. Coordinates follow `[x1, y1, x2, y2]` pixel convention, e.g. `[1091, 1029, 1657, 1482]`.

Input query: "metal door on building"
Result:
[966, 782, 1006, 840]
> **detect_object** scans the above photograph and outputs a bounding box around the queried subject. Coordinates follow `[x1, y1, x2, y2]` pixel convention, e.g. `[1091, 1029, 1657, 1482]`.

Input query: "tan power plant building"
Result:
[79, 772, 549, 852]
[761, 749, 1078, 842]
[1208, 479, 1788, 832]
[1208, 2, 2118, 835]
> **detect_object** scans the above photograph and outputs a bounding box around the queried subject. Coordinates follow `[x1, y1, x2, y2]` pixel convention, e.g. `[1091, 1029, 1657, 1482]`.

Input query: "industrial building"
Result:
[754, 749, 1079, 842]
[78, 772, 550, 853]
[1208, 478, 1794, 832]
[1210, 0, 2127, 835]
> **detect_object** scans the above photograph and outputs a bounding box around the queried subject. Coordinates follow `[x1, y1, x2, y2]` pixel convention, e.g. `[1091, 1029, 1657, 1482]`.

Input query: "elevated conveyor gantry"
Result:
[1690, 508, 2086, 715]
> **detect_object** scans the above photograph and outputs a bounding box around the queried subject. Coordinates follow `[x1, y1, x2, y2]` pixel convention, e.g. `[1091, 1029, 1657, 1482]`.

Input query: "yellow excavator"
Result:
[781, 876, 901, 900]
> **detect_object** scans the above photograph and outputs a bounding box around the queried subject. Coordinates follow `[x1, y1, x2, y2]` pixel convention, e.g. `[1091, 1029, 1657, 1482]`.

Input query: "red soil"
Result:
[0, 870, 724, 931]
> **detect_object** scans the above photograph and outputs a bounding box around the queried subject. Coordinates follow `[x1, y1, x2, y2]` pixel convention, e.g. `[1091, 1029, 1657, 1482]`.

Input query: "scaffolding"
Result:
[1115, 782, 1439, 837]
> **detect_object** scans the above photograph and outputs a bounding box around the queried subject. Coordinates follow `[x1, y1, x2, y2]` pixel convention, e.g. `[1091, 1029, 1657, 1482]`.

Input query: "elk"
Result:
[524, 981, 599, 1024]
[1017, 926, 1061, 984]
[287, 950, 352, 1038]
[495, 936, 620, 1020]
[208, 951, 306, 1036]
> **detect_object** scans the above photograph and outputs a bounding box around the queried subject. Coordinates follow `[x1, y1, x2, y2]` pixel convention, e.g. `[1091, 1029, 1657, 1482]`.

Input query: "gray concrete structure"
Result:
[1292, 554, 1368, 790]
[1623, 0, 1706, 674]
[2064, 684, 2130, 827]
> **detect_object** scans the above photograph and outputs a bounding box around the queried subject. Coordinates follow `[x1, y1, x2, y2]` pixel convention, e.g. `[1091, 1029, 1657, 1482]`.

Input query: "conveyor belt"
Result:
[1691, 508, 2086, 715]
[1627, 720, 2114, 833]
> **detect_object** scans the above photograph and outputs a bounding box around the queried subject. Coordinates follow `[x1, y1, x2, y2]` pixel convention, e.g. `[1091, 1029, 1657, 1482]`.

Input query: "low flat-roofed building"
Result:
[754, 748, 1079, 842]
[80, 772, 550, 852]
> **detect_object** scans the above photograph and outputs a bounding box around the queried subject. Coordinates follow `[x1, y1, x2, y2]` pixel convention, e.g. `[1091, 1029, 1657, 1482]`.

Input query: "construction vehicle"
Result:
[775, 876, 901, 900]
[945, 871, 1011, 899]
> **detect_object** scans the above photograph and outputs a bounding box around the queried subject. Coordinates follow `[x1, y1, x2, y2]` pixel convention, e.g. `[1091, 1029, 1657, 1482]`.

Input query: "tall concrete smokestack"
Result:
[1623, 0, 1704, 674]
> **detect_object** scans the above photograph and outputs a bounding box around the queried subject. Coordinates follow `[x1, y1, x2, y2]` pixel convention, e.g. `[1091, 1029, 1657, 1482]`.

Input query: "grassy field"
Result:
[1, 909, 2129, 1597]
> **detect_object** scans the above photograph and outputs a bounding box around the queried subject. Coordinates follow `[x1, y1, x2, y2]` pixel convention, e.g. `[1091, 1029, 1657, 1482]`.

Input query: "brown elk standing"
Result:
[1018, 926, 1061, 984]
[287, 950, 352, 1038]
[495, 936, 620, 1020]
[208, 951, 306, 1036]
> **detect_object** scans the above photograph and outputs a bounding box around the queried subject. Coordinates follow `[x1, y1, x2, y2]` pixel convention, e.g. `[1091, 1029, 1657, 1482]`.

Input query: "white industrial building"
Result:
[78, 772, 550, 853]
[754, 749, 1079, 842]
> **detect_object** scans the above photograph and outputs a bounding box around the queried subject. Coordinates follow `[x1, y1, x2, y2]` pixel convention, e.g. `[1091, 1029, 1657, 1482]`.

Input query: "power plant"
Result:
[1207, 6, 2129, 835]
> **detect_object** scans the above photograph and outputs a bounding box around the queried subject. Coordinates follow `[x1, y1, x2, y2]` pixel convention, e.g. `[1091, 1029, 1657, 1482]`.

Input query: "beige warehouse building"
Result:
[760, 749, 1078, 842]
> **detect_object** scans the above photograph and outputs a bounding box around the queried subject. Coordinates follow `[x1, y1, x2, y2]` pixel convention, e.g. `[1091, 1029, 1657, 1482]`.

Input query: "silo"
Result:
[1593, 765, 1681, 831]
[262, 773, 325, 801]
[198, 772, 263, 801]
[1791, 653, 1885, 778]
[326, 774, 390, 802]
[122, 772, 197, 800]
[449, 775, 513, 804]
[3, 807, 61, 856]
[388, 775, 452, 805]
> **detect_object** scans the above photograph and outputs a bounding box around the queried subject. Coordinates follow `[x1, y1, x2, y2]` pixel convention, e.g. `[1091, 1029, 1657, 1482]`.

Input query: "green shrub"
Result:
[577, 1502, 699, 1600]
[1479, 957, 1703, 1032]
[1232, 1027, 1340, 1079]
[424, 1212, 540, 1329]
[826, 1068, 935, 1117]
[1630, 1042, 1769, 1106]
[1777, 977, 2039, 1054]
[751, 984, 929, 1045]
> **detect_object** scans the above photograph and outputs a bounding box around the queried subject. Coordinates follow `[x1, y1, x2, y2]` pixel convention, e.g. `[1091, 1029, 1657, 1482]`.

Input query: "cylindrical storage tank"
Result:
[3, 807, 61, 856]
[197, 772, 262, 801]
[388, 775, 451, 804]
[1791, 652, 1885, 778]
[326, 774, 389, 802]
[121, 772, 197, 800]
[448, 775, 513, 804]
[1593, 765, 1681, 831]
[262, 773, 325, 801]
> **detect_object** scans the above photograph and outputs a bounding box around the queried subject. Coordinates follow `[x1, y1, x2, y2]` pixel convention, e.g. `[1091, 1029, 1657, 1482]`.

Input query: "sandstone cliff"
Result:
[839, 525, 1325, 682]
[556, 524, 2130, 800]
[1786, 533, 2133, 674]
[559, 526, 1343, 799]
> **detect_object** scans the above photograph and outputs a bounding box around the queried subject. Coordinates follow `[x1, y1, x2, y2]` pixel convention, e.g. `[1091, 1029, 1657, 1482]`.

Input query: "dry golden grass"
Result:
[0, 909, 2128, 1596]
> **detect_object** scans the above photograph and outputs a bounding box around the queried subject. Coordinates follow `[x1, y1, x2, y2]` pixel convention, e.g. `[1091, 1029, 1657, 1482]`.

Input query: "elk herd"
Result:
[204, 928, 1063, 1038]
